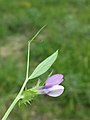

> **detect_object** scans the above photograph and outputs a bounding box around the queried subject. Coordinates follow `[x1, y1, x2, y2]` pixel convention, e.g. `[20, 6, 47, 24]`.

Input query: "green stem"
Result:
[1, 94, 20, 120]
[1, 78, 28, 120]
[2, 36, 31, 120]
[30, 24, 47, 43]
[1, 25, 46, 120]
[25, 41, 30, 80]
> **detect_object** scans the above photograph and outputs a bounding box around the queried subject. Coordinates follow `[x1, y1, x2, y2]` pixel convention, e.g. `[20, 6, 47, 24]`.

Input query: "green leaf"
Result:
[29, 50, 58, 79]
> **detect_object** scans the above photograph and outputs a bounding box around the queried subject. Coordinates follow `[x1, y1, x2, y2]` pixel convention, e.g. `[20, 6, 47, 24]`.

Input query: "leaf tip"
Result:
[55, 50, 59, 57]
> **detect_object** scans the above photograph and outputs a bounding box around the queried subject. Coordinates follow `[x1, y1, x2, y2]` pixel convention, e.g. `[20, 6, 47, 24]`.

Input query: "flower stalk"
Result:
[1, 25, 46, 120]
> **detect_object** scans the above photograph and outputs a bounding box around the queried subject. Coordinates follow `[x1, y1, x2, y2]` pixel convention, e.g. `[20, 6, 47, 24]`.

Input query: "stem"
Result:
[26, 41, 30, 80]
[30, 24, 47, 43]
[1, 25, 46, 120]
[2, 36, 31, 120]
[1, 77, 30, 120]
[1, 95, 20, 120]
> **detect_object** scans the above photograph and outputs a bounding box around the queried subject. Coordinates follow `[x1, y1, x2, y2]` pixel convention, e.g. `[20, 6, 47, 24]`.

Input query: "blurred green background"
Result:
[0, 0, 90, 120]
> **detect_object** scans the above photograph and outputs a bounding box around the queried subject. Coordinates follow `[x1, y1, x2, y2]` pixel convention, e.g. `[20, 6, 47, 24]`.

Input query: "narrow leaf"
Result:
[29, 50, 58, 79]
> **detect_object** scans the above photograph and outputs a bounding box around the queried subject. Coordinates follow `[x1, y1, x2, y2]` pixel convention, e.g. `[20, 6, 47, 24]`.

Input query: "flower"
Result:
[20, 74, 64, 105]
[38, 74, 64, 97]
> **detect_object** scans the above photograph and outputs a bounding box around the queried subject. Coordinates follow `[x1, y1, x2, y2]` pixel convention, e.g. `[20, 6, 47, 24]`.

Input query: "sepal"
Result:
[19, 88, 38, 106]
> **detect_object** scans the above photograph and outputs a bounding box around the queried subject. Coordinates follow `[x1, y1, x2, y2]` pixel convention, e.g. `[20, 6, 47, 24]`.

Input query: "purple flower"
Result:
[39, 74, 64, 97]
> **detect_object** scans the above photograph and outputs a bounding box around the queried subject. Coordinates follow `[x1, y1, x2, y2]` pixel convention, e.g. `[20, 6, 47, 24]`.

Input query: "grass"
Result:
[0, 0, 90, 120]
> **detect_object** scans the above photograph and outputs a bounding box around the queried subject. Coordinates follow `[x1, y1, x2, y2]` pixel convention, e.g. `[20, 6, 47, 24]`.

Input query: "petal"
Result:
[45, 74, 64, 87]
[46, 85, 64, 97]
[38, 87, 49, 94]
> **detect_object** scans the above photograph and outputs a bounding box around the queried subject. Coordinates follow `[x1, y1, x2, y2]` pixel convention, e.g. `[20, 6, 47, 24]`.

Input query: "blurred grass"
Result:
[0, 0, 90, 120]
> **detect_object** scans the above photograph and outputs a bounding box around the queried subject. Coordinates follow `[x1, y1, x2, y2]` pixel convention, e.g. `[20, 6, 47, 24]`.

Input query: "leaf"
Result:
[29, 50, 58, 79]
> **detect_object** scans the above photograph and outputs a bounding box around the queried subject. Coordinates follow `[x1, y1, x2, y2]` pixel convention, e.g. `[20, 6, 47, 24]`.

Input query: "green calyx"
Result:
[19, 87, 38, 105]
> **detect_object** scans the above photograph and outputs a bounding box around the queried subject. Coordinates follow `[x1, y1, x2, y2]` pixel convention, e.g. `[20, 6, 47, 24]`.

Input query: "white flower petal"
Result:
[47, 85, 64, 97]
[38, 88, 49, 94]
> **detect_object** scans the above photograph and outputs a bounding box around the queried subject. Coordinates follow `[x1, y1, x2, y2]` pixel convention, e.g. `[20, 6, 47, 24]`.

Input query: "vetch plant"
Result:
[1, 25, 64, 120]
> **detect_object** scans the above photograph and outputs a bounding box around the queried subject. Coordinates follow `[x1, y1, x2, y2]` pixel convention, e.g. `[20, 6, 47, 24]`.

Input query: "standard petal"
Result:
[47, 85, 64, 97]
[45, 74, 64, 87]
